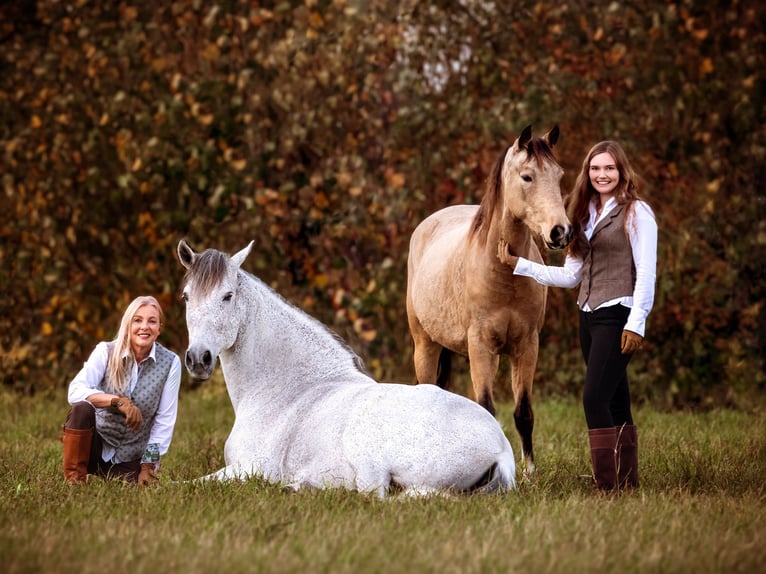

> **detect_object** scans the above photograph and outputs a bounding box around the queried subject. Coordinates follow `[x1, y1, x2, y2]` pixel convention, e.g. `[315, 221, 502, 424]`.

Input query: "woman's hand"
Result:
[621, 330, 643, 354]
[116, 397, 143, 431]
[137, 463, 158, 486]
[496, 238, 519, 269]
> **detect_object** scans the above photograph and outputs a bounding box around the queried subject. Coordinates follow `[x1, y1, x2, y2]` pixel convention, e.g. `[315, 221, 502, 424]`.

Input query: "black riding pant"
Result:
[579, 304, 634, 430]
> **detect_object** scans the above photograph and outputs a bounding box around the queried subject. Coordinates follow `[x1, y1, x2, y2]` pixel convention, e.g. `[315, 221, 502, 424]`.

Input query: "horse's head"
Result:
[499, 125, 571, 250]
[177, 239, 254, 380]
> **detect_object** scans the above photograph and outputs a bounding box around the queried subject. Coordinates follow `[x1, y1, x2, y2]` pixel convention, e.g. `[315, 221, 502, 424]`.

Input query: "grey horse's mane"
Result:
[469, 138, 560, 247]
[185, 248, 370, 376]
[184, 249, 229, 297]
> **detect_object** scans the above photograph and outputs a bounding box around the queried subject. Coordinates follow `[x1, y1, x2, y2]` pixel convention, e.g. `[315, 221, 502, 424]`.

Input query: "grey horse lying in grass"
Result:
[177, 239, 516, 497]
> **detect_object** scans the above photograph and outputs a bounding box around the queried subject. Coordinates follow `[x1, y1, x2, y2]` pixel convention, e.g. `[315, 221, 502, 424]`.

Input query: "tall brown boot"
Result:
[616, 424, 639, 489]
[588, 427, 618, 491]
[62, 426, 93, 483]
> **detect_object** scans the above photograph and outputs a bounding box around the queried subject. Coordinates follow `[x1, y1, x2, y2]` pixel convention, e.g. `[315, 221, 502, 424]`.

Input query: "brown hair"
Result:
[566, 141, 642, 259]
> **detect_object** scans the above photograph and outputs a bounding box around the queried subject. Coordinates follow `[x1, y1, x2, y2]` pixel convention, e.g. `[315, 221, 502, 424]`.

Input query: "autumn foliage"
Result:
[1, 0, 763, 407]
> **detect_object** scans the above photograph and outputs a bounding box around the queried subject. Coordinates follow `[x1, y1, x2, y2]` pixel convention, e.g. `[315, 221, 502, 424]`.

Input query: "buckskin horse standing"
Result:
[406, 125, 571, 471]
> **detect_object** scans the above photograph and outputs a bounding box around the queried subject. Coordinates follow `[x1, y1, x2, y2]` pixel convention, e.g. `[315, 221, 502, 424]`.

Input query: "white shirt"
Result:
[68, 341, 182, 462]
[514, 197, 657, 336]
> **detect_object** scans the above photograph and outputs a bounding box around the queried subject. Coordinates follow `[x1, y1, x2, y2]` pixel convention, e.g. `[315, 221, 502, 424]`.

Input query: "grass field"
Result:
[1, 379, 764, 574]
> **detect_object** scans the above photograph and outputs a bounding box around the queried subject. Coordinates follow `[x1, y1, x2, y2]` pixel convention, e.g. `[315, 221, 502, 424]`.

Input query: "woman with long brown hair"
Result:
[498, 140, 657, 491]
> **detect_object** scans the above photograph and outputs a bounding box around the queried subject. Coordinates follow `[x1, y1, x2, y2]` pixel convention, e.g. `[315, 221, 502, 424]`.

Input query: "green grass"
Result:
[1, 380, 764, 574]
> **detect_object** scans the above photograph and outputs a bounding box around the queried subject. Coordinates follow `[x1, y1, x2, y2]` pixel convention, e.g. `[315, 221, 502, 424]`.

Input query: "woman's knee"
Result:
[583, 392, 612, 429]
[64, 401, 96, 429]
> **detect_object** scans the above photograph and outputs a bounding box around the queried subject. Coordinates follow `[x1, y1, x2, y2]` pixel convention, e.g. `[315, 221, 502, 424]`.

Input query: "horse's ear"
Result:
[230, 240, 254, 269]
[178, 239, 196, 270]
[515, 125, 533, 151]
[544, 125, 560, 148]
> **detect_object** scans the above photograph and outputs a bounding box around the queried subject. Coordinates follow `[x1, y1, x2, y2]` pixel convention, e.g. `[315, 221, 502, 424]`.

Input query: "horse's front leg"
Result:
[466, 329, 500, 416]
[510, 337, 540, 473]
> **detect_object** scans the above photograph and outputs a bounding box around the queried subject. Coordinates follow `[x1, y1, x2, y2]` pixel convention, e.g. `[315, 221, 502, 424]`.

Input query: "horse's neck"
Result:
[491, 213, 533, 256]
[222, 279, 362, 404]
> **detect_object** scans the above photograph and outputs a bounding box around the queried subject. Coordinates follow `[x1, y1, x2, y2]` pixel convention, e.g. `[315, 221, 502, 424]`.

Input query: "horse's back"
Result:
[408, 204, 477, 266]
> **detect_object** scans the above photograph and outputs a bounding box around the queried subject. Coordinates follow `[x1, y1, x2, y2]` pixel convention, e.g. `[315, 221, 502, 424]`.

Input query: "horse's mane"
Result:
[469, 138, 559, 247]
[256, 275, 372, 377]
[184, 249, 229, 297]
[185, 248, 370, 376]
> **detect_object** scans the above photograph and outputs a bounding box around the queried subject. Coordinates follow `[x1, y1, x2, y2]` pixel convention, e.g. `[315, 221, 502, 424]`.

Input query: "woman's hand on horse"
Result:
[496, 238, 519, 269]
[621, 330, 643, 354]
[117, 398, 143, 431]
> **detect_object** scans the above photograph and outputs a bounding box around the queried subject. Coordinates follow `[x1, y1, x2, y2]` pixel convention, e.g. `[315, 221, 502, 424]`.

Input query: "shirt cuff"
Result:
[513, 257, 533, 277]
[624, 313, 646, 338]
[141, 443, 160, 464]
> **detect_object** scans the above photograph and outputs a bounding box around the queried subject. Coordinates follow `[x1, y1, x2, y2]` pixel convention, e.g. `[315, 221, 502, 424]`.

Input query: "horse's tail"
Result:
[436, 348, 452, 389]
[470, 451, 517, 494]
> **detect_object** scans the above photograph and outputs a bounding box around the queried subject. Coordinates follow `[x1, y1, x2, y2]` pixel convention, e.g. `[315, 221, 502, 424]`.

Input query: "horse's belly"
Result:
[344, 384, 513, 489]
[412, 283, 468, 354]
[409, 211, 474, 352]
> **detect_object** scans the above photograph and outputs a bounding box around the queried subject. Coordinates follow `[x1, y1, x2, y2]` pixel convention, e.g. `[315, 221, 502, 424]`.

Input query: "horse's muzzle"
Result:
[185, 347, 215, 380]
[546, 224, 572, 250]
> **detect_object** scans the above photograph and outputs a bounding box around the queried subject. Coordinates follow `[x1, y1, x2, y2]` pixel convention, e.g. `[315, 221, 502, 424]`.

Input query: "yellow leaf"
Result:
[593, 27, 604, 41]
[41, 322, 53, 335]
[31, 115, 41, 128]
[202, 43, 220, 62]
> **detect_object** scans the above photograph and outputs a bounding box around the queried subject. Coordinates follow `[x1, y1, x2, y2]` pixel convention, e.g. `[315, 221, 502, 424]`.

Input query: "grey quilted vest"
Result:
[96, 342, 175, 462]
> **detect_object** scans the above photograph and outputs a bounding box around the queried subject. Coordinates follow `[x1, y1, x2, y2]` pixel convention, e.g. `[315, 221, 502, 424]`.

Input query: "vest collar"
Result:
[591, 202, 625, 238]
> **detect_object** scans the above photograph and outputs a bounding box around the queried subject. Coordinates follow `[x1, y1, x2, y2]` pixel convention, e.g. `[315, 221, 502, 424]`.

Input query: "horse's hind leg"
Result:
[408, 315, 444, 386]
[413, 337, 444, 386]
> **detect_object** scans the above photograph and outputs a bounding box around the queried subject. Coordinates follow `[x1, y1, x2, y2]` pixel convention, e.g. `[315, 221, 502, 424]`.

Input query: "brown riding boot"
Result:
[615, 424, 639, 489]
[62, 426, 93, 483]
[588, 427, 618, 492]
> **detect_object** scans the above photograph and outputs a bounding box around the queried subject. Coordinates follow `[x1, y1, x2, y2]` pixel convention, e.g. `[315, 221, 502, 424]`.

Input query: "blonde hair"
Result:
[106, 296, 164, 394]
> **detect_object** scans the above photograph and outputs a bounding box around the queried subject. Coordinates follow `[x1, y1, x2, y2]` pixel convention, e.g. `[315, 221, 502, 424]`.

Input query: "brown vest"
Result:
[577, 204, 636, 310]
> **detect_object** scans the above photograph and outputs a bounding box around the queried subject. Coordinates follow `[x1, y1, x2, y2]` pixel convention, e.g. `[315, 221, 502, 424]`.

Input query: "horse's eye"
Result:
[521, 174, 533, 183]
[180, 292, 188, 303]
[223, 292, 233, 302]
